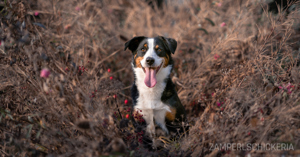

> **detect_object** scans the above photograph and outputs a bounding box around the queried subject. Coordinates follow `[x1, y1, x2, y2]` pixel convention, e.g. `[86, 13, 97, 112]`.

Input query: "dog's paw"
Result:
[146, 123, 156, 138]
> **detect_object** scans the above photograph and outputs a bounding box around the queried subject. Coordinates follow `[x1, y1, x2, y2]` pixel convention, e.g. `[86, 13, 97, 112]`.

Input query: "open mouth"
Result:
[141, 62, 163, 74]
[141, 62, 163, 88]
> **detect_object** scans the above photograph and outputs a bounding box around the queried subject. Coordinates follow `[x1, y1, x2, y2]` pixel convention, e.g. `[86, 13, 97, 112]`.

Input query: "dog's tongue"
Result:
[144, 67, 157, 88]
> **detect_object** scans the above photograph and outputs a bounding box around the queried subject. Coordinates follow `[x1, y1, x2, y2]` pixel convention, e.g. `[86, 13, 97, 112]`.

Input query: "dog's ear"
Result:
[124, 36, 146, 52]
[159, 36, 177, 54]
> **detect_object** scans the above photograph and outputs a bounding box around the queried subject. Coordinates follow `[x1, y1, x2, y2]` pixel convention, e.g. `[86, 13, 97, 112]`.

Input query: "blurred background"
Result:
[0, 0, 300, 156]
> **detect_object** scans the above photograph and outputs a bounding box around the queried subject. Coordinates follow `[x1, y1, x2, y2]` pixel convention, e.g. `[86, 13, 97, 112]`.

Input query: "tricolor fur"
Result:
[124, 36, 186, 139]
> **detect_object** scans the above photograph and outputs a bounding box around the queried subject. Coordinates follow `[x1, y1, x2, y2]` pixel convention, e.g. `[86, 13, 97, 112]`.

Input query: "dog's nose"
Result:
[146, 57, 155, 66]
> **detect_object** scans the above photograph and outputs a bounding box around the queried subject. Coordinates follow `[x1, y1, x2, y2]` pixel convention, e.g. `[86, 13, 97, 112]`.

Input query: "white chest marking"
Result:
[133, 65, 172, 111]
[133, 64, 172, 134]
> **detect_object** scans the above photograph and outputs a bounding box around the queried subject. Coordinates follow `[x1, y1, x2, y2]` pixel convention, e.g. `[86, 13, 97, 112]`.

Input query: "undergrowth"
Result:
[0, 0, 299, 156]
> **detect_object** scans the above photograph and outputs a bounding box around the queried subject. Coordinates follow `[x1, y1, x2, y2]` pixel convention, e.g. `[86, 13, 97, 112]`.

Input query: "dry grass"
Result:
[0, 0, 300, 156]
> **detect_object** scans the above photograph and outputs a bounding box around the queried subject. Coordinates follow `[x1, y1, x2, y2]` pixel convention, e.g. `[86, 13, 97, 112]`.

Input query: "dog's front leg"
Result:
[135, 108, 157, 149]
[140, 109, 155, 138]
[134, 108, 155, 138]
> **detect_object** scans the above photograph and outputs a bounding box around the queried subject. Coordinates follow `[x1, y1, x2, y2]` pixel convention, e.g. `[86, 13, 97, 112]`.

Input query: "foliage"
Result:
[0, 0, 299, 156]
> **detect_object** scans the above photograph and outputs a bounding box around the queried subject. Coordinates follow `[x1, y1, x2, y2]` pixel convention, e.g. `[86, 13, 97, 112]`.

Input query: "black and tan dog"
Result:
[124, 36, 186, 143]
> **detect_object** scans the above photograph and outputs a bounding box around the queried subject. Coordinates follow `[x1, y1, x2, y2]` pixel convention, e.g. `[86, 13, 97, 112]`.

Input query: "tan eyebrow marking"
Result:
[155, 45, 159, 49]
[144, 44, 148, 47]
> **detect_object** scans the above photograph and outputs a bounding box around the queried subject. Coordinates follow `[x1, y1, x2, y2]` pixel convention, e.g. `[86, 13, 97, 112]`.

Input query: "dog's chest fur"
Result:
[133, 65, 172, 111]
[132, 65, 172, 133]
[135, 83, 169, 110]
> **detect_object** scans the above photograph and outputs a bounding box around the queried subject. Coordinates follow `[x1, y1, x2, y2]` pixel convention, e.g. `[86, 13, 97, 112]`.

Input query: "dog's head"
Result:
[124, 36, 177, 88]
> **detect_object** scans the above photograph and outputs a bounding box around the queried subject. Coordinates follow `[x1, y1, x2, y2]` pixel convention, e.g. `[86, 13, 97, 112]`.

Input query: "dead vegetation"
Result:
[0, 0, 300, 156]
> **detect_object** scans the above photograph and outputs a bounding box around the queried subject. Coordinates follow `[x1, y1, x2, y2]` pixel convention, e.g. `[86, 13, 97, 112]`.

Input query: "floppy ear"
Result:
[159, 36, 177, 54]
[124, 36, 146, 52]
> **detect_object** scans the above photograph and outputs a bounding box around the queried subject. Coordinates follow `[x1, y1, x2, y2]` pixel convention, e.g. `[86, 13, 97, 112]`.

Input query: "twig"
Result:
[115, 98, 123, 119]
[0, 148, 9, 156]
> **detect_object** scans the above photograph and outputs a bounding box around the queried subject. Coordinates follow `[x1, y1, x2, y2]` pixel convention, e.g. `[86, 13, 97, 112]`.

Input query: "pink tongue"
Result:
[144, 68, 157, 88]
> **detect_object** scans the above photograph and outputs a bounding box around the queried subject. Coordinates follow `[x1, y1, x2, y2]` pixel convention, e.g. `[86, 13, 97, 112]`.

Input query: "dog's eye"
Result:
[141, 48, 146, 52]
[157, 48, 162, 52]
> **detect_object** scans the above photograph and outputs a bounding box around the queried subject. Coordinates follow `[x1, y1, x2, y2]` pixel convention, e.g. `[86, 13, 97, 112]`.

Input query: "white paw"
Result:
[152, 140, 157, 149]
[147, 124, 156, 138]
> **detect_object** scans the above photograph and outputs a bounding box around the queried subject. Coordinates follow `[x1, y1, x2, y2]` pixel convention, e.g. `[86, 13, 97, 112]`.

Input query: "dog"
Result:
[124, 36, 187, 145]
